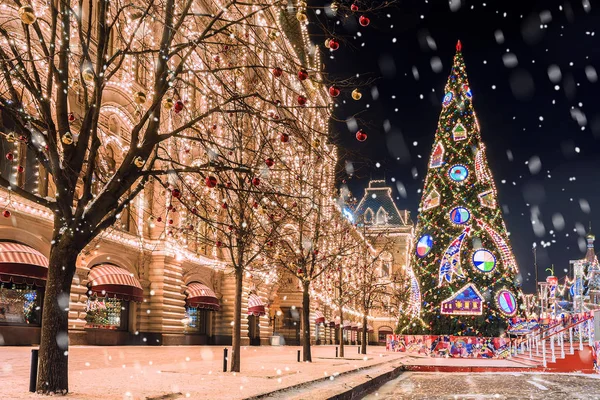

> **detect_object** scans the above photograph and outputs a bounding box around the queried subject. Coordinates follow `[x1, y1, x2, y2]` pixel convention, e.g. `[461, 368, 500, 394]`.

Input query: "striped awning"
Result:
[368, 324, 374, 333]
[0, 242, 48, 286]
[314, 310, 325, 324]
[87, 264, 143, 302]
[185, 282, 220, 311]
[247, 293, 266, 316]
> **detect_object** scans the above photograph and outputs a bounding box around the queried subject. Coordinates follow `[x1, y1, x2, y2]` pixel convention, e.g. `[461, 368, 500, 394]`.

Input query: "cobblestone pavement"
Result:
[363, 371, 600, 400]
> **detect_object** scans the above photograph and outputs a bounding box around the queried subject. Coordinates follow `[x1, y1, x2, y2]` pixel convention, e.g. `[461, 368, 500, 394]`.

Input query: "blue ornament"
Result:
[442, 91, 453, 106]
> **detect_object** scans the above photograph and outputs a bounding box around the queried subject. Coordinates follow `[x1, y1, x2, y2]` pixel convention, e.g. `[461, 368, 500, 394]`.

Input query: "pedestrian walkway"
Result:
[0, 345, 406, 399]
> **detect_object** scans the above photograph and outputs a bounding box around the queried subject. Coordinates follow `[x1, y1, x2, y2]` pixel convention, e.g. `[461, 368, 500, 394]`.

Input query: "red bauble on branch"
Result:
[329, 86, 340, 97]
[359, 15, 370, 26]
[5, 152, 13, 161]
[205, 176, 218, 188]
[252, 177, 261, 186]
[351, 3, 359, 11]
[174, 100, 184, 113]
[297, 95, 307, 106]
[68, 112, 75, 122]
[328, 39, 339, 51]
[265, 157, 275, 167]
[280, 133, 290, 143]
[298, 69, 309, 81]
[171, 188, 181, 198]
[3, 210, 10, 218]
[272, 67, 283, 77]
[356, 129, 367, 142]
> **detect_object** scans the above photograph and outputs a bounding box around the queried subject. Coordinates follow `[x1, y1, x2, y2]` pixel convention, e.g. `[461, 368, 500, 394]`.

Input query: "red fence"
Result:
[387, 334, 512, 358]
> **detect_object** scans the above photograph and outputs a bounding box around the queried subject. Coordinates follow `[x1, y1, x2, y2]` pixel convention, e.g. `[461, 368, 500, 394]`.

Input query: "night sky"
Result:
[313, 0, 600, 293]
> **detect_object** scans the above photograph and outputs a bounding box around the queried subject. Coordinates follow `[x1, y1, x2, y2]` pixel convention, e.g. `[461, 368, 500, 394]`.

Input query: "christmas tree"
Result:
[401, 41, 523, 337]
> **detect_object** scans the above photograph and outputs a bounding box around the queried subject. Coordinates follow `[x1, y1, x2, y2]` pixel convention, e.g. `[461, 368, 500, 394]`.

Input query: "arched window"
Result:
[380, 251, 393, 277]
[364, 208, 374, 224]
[376, 207, 388, 225]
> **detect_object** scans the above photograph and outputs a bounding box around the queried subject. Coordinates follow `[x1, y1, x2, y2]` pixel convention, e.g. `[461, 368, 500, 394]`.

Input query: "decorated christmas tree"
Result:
[401, 41, 524, 337]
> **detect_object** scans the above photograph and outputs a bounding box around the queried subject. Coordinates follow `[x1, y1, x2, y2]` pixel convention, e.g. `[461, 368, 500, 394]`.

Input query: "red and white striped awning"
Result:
[314, 310, 325, 324]
[185, 282, 220, 311]
[87, 264, 143, 302]
[0, 242, 48, 286]
[247, 293, 266, 316]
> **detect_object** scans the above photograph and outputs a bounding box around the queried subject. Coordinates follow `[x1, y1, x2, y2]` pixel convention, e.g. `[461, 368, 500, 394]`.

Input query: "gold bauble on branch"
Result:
[6, 132, 17, 143]
[296, 12, 307, 23]
[330, 2, 340, 13]
[312, 138, 321, 148]
[19, 5, 36, 25]
[61, 132, 74, 145]
[82, 67, 94, 83]
[163, 98, 174, 110]
[133, 156, 145, 168]
[324, 38, 331, 49]
[351, 88, 362, 100]
[269, 30, 278, 41]
[133, 91, 147, 105]
[299, 1, 307, 8]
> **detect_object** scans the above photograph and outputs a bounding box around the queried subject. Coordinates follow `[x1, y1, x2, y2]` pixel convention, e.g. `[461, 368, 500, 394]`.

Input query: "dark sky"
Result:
[313, 0, 600, 293]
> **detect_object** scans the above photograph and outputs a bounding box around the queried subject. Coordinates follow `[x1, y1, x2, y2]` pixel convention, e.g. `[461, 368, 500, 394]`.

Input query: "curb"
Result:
[244, 357, 403, 400]
[326, 365, 406, 400]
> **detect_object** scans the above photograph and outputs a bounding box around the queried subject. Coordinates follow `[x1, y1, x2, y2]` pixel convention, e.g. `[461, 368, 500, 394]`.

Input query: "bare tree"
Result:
[0, 0, 331, 392]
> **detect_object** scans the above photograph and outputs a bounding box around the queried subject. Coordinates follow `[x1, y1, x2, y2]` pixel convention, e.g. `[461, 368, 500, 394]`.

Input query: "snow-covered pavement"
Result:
[0, 345, 406, 399]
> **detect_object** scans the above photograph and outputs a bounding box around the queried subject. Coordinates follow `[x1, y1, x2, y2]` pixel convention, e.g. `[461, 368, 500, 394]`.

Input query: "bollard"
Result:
[29, 349, 38, 393]
[297, 350, 301, 362]
[358, 346, 360, 354]
[335, 347, 338, 358]
[223, 348, 228, 372]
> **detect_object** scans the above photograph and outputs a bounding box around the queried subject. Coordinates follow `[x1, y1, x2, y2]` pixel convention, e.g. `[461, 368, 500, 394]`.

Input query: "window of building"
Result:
[381, 252, 392, 278]
[84, 296, 129, 330]
[376, 207, 388, 225]
[0, 284, 43, 325]
[184, 307, 209, 334]
[364, 208, 374, 224]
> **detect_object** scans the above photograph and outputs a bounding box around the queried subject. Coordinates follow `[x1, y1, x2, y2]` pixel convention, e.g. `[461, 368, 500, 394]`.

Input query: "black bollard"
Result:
[335, 346, 338, 358]
[223, 348, 228, 372]
[29, 349, 38, 393]
[358, 346, 360, 354]
[297, 350, 301, 362]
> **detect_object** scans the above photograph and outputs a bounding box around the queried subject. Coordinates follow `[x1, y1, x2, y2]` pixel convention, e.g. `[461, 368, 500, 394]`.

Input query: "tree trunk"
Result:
[301, 281, 312, 362]
[361, 314, 368, 355]
[338, 307, 344, 357]
[37, 237, 79, 394]
[230, 267, 243, 372]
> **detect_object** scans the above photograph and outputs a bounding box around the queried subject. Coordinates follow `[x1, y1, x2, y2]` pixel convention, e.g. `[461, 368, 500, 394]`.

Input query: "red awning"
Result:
[343, 320, 352, 330]
[88, 264, 143, 302]
[185, 282, 220, 311]
[350, 322, 358, 331]
[314, 310, 325, 324]
[247, 293, 266, 316]
[0, 242, 48, 286]
[367, 325, 374, 333]
[328, 320, 336, 327]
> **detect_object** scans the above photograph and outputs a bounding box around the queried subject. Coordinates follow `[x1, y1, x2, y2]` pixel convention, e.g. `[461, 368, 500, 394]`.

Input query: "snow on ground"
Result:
[0, 345, 406, 399]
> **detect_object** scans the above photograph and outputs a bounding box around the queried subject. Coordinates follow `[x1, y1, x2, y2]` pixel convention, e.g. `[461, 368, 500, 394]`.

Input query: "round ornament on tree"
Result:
[355, 129, 367, 142]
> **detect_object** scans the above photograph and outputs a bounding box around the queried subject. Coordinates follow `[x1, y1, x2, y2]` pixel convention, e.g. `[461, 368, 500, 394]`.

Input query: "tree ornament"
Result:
[359, 15, 370, 26]
[134, 91, 147, 105]
[156, 216, 162, 223]
[269, 30, 278, 41]
[133, 156, 145, 168]
[174, 100, 184, 113]
[82, 67, 94, 83]
[312, 138, 321, 148]
[324, 38, 331, 49]
[252, 177, 260, 186]
[216, 241, 223, 248]
[296, 12, 307, 23]
[272, 67, 283, 77]
[297, 95, 307, 106]
[221, 202, 228, 209]
[280, 133, 290, 142]
[205, 176, 218, 188]
[298, 69, 309, 81]
[163, 98, 174, 110]
[17, 165, 24, 173]
[351, 88, 362, 100]
[330, 2, 340, 13]
[351, 3, 359, 11]
[61, 132, 74, 145]
[265, 158, 275, 167]
[3, 210, 11, 218]
[68, 112, 75, 122]
[19, 5, 36, 25]
[456, 40, 462, 51]
[6, 132, 17, 143]
[329, 86, 340, 97]
[355, 129, 367, 142]
[328, 39, 339, 51]
[5, 152, 14, 161]
[171, 188, 181, 198]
